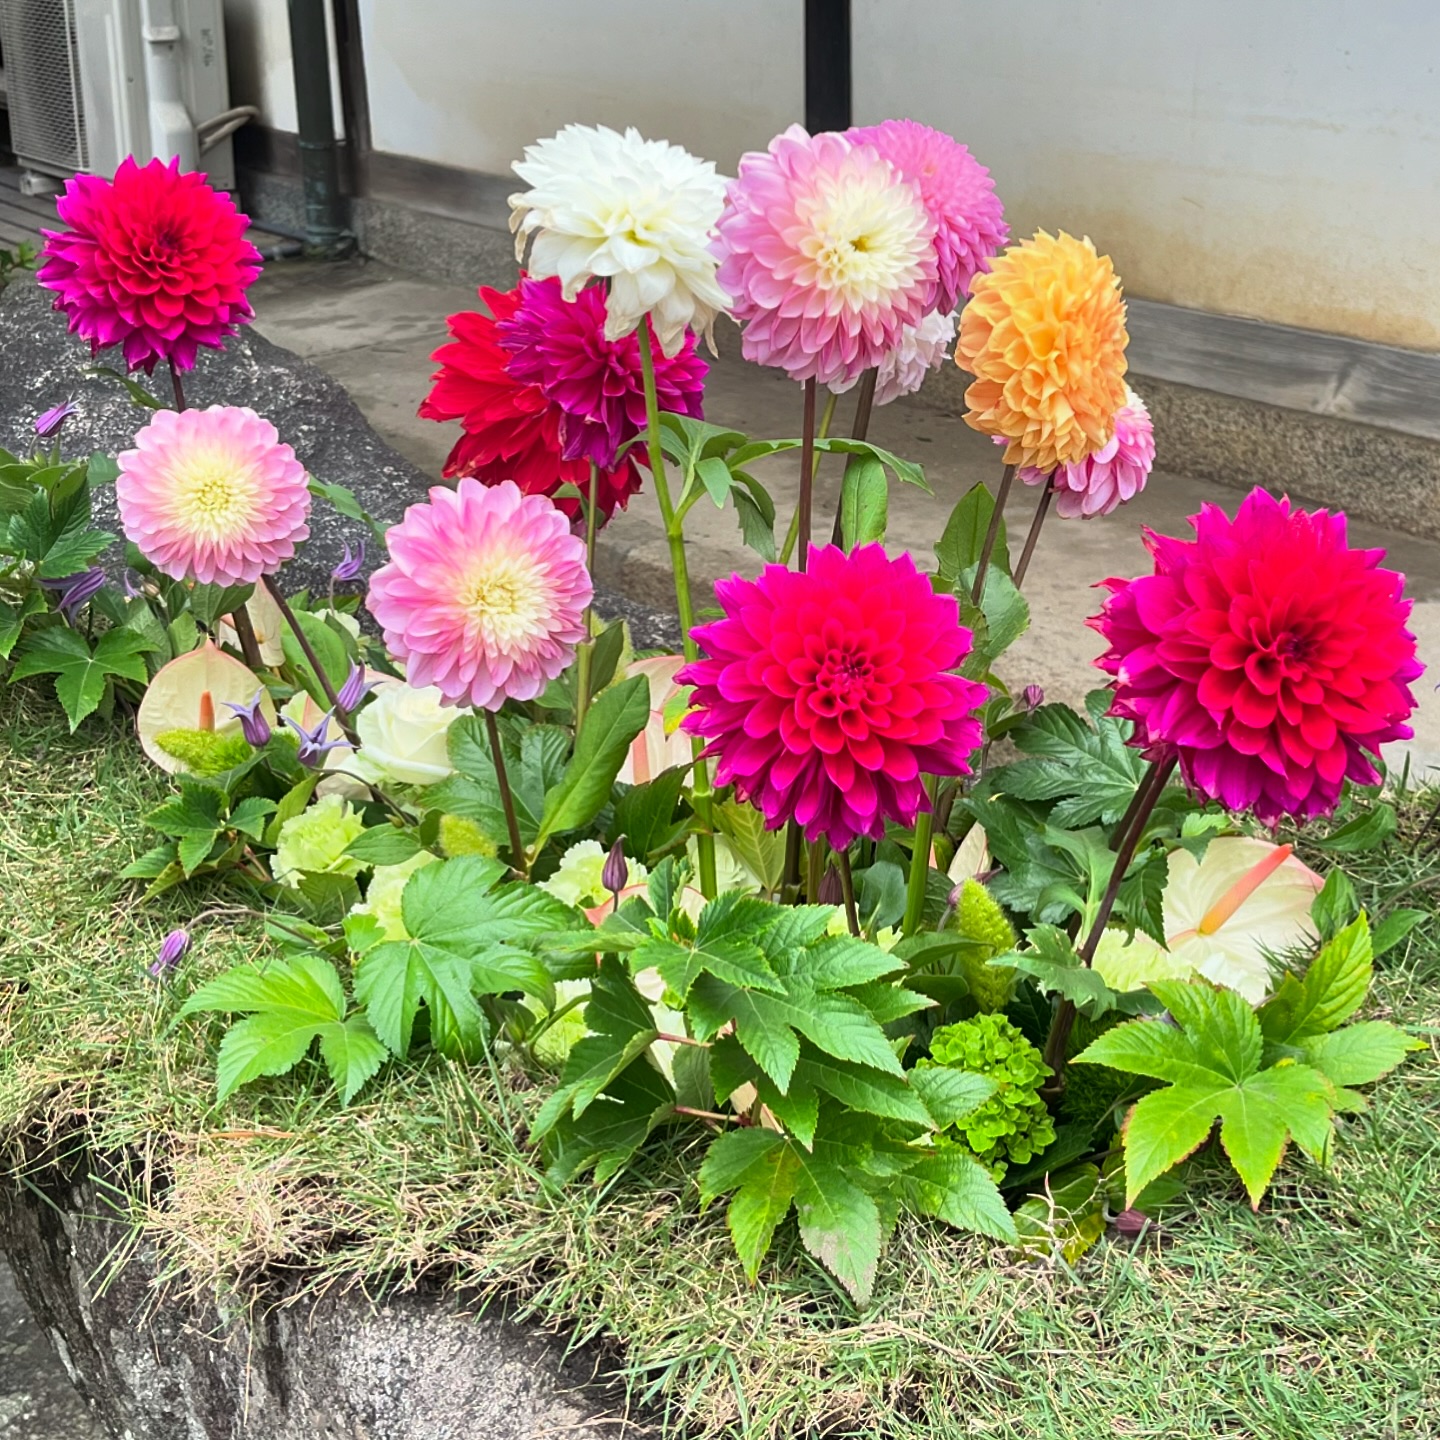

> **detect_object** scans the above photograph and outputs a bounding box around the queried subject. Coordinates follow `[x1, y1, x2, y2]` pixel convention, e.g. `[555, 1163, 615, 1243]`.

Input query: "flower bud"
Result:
[332, 539, 366, 584]
[816, 866, 843, 907]
[224, 690, 272, 747]
[35, 401, 77, 439]
[1021, 683, 1044, 713]
[149, 928, 190, 977]
[602, 838, 629, 900]
[336, 661, 377, 714]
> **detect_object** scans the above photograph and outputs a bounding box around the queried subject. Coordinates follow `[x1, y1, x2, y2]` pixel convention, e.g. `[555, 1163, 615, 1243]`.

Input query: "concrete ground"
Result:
[250, 255, 1440, 778]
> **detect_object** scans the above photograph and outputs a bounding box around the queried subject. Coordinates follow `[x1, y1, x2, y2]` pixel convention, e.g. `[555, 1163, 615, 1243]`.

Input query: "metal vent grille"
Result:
[0, 0, 87, 173]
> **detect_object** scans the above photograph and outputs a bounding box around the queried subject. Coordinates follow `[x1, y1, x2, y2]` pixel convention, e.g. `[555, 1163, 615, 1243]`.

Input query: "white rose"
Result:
[352, 680, 458, 786]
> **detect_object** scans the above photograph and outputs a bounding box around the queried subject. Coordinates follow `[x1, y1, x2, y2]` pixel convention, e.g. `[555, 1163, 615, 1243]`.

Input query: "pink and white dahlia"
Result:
[38, 157, 261, 374]
[833, 309, 956, 407]
[1015, 386, 1155, 518]
[366, 479, 591, 710]
[509, 124, 730, 356]
[679, 544, 988, 848]
[116, 406, 310, 585]
[713, 125, 938, 388]
[1091, 488, 1422, 824]
[847, 119, 1007, 314]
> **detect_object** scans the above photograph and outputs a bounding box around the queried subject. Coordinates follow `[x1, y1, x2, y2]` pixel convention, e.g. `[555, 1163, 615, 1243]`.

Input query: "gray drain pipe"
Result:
[286, 0, 355, 257]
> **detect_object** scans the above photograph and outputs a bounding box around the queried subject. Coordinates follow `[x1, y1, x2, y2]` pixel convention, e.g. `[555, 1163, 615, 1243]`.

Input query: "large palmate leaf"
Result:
[11, 626, 152, 729]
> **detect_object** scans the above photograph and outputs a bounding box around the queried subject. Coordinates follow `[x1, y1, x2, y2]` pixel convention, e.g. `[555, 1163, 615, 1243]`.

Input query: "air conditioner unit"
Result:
[0, 0, 239, 192]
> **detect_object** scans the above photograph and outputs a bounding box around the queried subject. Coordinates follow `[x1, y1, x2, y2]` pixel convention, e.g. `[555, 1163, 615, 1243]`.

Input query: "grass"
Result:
[1, 679, 1438, 1439]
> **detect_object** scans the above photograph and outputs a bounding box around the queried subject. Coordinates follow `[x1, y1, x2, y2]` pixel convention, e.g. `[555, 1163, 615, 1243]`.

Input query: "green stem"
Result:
[574, 461, 600, 735]
[485, 708, 528, 881]
[230, 604, 264, 670]
[261, 574, 357, 744]
[169, 361, 186, 412]
[778, 390, 836, 566]
[837, 849, 860, 936]
[902, 779, 938, 935]
[830, 368, 877, 545]
[638, 323, 717, 900]
[805, 836, 823, 903]
[797, 378, 818, 571]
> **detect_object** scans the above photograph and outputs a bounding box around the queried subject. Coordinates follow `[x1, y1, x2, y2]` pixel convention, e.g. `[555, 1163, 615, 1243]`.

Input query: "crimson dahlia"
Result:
[680, 545, 988, 848]
[1091, 488, 1421, 824]
[38, 157, 260, 374]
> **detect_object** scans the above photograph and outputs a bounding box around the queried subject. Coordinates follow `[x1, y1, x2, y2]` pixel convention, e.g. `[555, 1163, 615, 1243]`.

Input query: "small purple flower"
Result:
[602, 838, 629, 902]
[1021, 684, 1045, 714]
[41, 568, 107, 618]
[223, 690, 273, 747]
[332, 540, 365, 584]
[35, 401, 77, 439]
[149, 928, 190, 977]
[284, 709, 352, 768]
[335, 661, 378, 714]
[121, 568, 144, 599]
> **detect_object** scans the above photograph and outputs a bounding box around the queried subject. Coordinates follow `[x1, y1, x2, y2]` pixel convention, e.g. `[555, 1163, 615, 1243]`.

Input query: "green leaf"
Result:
[1311, 868, 1359, 941]
[280, 607, 352, 703]
[998, 702, 1147, 829]
[612, 766, 690, 862]
[936, 480, 1009, 583]
[796, 1054, 932, 1126]
[1009, 925, 1119, 1018]
[586, 618, 627, 699]
[792, 1145, 883, 1304]
[688, 977, 802, 1091]
[1312, 803, 1396, 854]
[86, 452, 120, 486]
[316, 1015, 389, 1103]
[1012, 1163, 1106, 1263]
[344, 826, 423, 866]
[11, 627, 151, 729]
[1371, 908, 1426, 959]
[732, 486, 777, 562]
[839, 454, 887, 547]
[713, 799, 785, 893]
[1298, 1021, 1420, 1087]
[226, 796, 277, 842]
[84, 364, 163, 409]
[908, 1067, 998, 1129]
[308, 478, 390, 542]
[696, 454, 735, 506]
[1258, 914, 1373, 1045]
[900, 1146, 1018, 1244]
[188, 583, 256, 629]
[535, 676, 649, 849]
[726, 1143, 803, 1282]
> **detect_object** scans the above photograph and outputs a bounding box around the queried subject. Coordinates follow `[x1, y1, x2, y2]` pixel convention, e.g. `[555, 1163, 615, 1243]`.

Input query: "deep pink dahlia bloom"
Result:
[712, 125, 938, 388]
[38, 157, 261, 374]
[847, 118, 1008, 315]
[116, 406, 310, 585]
[1015, 387, 1155, 518]
[1091, 488, 1422, 824]
[497, 274, 707, 470]
[366, 479, 592, 709]
[679, 545, 988, 847]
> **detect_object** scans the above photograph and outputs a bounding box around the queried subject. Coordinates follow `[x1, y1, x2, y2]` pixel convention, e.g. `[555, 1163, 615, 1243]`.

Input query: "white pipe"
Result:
[139, 0, 196, 168]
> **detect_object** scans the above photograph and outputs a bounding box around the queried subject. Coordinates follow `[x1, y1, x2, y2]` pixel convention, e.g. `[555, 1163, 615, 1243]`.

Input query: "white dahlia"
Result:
[509, 124, 730, 356]
[831, 308, 957, 407]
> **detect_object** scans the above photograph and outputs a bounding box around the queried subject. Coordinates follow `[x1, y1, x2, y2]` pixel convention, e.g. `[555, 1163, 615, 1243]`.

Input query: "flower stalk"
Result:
[169, 361, 186, 412]
[1012, 473, 1055, 590]
[778, 388, 836, 563]
[902, 778, 938, 935]
[261, 574, 357, 744]
[637, 322, 718, 900]
[229, 605, 264, 670]
[837, 849, 861, 936]
[971, 464, 1015, 604]
[796, 377, 818, 571]
[574, 460, 601, 733]
[484, 708, 528, 880]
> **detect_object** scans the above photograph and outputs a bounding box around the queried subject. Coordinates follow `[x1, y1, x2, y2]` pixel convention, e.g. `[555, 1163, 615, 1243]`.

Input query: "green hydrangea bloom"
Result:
[919, 1013, 1056, 1180]
[437, 814, 498, 859]
[348, 851, 436, 941]
[273, 794, 367, 889]
[949, 879, 1019, 1012]
[155, 728, 253, 777]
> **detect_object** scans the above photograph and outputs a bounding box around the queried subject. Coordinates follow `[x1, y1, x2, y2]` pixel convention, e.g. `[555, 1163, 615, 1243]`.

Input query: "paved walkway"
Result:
[251, 256, 1440, 779]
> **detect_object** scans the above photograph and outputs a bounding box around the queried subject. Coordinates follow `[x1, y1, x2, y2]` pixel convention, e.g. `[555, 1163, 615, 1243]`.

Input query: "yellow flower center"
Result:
[801, 178, 927, 303]
[167, 449, 259, 540]
[458, 552, 548, 653]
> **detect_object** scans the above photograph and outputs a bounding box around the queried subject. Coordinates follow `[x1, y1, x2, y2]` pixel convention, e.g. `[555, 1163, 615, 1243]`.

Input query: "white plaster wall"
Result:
[854, 0, 1440, 349]
[355, 0, 803, 175]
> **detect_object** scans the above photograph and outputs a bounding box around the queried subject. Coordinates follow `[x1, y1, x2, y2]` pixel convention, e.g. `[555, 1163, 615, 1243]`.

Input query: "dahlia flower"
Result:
[1014, 386, 1155, 518]
[366, 478, 592, 710]
[958, 230, 1129, 472]
[116, 406, 311, 585]
[847, 119, 1007, 314]
[498, 274, 707, 470]
[832, 309, 956, 407]
[419, 284, 643, 520]
[1091, 488, 1422, 824]
[680, 544, 988, 847]
[509, 124, 730, 356]
[38, 157, 261, 373]
[713, 125, 938, 387]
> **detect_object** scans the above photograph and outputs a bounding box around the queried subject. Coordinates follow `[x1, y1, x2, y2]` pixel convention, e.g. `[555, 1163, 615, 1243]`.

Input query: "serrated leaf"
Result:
[688, 976, 802, 1091]
[797, 1054, 932, 1126]
[712, 798, 786, 894]
[1298, 1021, 1420, 1087]
[1258, 915, 1373, 1045]
[727, 1145, 803, 1282]
[316, 1015, 389, 1103]
[908, 1066, 997, 1128]
[344, 826, 423, 866]
[901, 1145, 1018, 1244]
[792, 1145, 883, 1304]
[11, 627, 150, 729]
[1010, 925, 1119, 1018]
[188, 582, 256, 629]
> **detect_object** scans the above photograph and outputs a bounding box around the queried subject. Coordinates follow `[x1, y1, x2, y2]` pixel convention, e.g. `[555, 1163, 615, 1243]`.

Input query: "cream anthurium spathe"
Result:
[508, 124, 730, 356]
[617, 654, 693, 785]
[1093, 837, 1324, 1004]
[135, 641, 273, 773]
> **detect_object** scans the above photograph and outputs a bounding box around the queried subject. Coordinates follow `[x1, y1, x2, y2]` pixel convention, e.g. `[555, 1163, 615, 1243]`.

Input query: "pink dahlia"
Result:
[847, 119, 1007, 315]
[1015, 386, 1155, 518]
[1091, 488, 1422, 824]
[116, 406, 310, 585]
[679, 544, 988, 847]
[419, 284, 644, 522]
[712, 125, 938, 388]
[366, 479, 592, 709]
[497, 274, 707, 470]
[38, 157, 261, 374]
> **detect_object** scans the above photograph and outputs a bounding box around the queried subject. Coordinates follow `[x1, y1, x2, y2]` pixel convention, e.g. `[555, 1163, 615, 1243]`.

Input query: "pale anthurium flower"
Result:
[508, 124, 731, 356]
[617, 655, 694, 785]
[272, 793, 366, 888]
[1093, 837, 1323, 1004]
[948, 823, 991, 887]
[136, 640, 273, 773]
[216, 581, 286, 666]
[347, 851, 436, 941]
[347, 679, 458, 788]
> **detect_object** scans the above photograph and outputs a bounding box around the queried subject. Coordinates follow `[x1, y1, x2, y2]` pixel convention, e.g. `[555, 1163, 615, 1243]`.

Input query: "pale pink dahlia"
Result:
[1091, 488, 1422, 824]
[116, 406, 310, 585]
[1015, 386, 1155, 518]
[366, 479, 592, 709]
[833, 308, 956, 407]
[712, 125, 938, 388]
[679, 544, 988, 848]
[847, 119, 1007, 315]
[38, 157, 261, 374]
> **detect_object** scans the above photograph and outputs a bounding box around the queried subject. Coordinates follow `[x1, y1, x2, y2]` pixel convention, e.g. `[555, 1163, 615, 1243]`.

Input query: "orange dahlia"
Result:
[956, 230, 1128, 473]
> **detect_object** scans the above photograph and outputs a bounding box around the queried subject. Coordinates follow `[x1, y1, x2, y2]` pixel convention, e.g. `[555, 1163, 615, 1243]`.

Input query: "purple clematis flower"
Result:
[1021, 683, 1045, 714]
[332, 539, 365, 583]
[335, 661, 378, 714]
[35, 401, 78, 439]
[41, 568, 107, 618]
[284, 709, 352, 768]
[149, 928, 190, 977]
[223, 690, 272, 747]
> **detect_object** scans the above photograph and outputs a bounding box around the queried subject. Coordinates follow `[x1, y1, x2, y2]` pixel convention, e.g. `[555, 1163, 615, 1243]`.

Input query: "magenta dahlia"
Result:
[38, 157, 261, 374]
[679, 545, 988, 847]
[847, 118, 1008, 315]
[712, 125, 938, 388]
[1091, 488, 1422, 824]
[497, 274, 707, 470]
